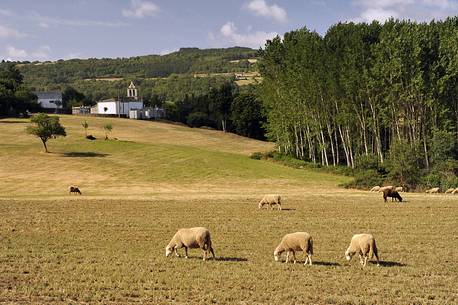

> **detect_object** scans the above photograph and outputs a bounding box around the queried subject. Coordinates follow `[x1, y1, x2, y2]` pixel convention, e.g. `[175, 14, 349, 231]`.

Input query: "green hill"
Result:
[0, 115, 348, 199]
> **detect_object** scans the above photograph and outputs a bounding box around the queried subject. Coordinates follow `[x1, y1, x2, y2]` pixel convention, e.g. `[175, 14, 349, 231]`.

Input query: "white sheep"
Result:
[378, 186, 394, 193]
[274, 232, 313, 265]
[370, 186, 381, 192]
[165, 227, 215, 261]
[258, 194, 282, 210]
[425, 187, 440, 194]
[395, 186, 403, 192]
[345, 233, 379, 267]
[445, 188, 455, 194]
[452, 188, 458, 194]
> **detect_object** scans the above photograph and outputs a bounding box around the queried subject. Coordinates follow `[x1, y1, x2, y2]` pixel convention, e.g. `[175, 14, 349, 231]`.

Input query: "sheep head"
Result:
[165, 246, 173, 257]
[345, 249, 354, 261]
[273, 248, 282, 262]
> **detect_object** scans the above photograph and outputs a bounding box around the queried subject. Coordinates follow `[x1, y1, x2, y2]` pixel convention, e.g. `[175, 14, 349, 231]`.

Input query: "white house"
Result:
[95, 82, 143, 116]
[33, 91, 63, 110]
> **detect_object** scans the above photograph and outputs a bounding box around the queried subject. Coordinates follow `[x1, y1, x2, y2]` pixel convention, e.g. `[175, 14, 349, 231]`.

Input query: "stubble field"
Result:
[0, 116, 457, 304]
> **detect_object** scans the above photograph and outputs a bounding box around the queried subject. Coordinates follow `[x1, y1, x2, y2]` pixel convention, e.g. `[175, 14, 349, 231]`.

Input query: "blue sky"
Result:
[0, 0, 457, 61]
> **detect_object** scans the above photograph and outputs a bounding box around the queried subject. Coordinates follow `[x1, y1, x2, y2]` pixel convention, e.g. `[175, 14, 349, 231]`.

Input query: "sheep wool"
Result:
[345, 233, 379, 267]
[426, 187, 440, 193]
[258, 194, 282, 210]
[370, 186, 381, 192]
[165, 227, 215, 261]
[274, 232, 313, 265]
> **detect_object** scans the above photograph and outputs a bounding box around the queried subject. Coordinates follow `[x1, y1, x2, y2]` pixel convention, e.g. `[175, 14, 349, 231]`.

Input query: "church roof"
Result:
[128, 81, 136, 89]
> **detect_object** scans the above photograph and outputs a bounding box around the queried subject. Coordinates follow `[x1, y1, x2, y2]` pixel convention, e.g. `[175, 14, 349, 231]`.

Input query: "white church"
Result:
[93, 82, 143, 116]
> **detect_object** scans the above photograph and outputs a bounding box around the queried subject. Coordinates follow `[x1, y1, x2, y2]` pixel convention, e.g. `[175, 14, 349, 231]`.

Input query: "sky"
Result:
[0, 0, 457, 61]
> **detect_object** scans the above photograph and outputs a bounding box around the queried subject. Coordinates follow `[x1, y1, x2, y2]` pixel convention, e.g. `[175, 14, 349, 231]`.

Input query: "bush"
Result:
[355, 154, 379, 171]
[343, 170, 385, 190]
[186, 112, 211, 128]
[386, 140, 424, 189]
[250, 152, 263, 160]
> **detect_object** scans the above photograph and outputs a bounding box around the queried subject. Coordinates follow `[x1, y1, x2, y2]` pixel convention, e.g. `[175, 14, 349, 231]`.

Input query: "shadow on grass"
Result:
[62, 152, 109, 158]
[281, 208, 296, 211]
[313, 261, 341, 266]
[377, 261, 407, 267]
[0, 120, 26, 124]
[216, 257, 248, 262]
[179, 256, 248, 262]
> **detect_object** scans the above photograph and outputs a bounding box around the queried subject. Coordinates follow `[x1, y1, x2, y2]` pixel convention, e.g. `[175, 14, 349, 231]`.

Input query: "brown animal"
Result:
[69, 186, 81, 195]
[382, 189, 402, 202]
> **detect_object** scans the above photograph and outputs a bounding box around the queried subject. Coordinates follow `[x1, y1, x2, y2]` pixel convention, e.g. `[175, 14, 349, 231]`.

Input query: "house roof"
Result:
[33, 91, 62, 100]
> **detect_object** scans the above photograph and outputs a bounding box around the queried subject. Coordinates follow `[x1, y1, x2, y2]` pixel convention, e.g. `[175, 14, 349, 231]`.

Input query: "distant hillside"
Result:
[17, 47, 258, 89]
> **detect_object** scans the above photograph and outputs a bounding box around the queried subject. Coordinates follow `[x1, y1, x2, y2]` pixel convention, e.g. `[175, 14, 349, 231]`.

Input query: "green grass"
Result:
[0, 116, 457, 304]
[0, 116, 348, 198]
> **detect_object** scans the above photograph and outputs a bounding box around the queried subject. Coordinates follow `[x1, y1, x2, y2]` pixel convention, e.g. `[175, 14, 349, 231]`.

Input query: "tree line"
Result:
[258, 18, 457, 189]
[15, 47, 257, 87]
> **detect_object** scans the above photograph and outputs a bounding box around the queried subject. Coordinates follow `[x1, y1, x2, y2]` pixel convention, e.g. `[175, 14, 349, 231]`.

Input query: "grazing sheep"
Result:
[370, 186, 381, 192]
[378, 186, 394, 193]
[258, 194, 282, 210]
[452, 188, 458, 194]
[382, 189, 403, 202]
[68, 186, 81, 195]
[395, 186, 403, 192]
[345, 233, 379, 267]
[165, 227, 215, 261]
[425, 187, 440, 194]
[274, 232, 313, 265]
[445, 188, 455, 194]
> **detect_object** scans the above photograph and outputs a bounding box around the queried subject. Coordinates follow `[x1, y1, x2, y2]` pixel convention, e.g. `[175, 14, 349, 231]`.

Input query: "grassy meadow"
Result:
[0, 116, 457, 304]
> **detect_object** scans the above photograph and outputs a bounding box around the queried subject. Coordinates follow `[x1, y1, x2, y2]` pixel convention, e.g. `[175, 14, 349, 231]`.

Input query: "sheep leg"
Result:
[184, 247, 188, 259]
[285, 251, 290, 263]
[202, 249, 207, 261]
[308, 253, 312, 266]
[363, 255, 368, 267]
[359, 254, 364, 265]
[174, 247, 180, 257]
[210, 247, 216, 259]
[292, 251, 296, 264]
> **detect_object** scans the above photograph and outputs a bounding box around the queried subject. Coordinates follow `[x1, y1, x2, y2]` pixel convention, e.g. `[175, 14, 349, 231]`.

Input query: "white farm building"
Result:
[92, 82, 143, 116]
[33, 91, 63, 110]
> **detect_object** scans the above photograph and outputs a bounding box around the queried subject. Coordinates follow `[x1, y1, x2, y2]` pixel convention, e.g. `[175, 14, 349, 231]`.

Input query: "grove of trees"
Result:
[258, 18, 457, 189]
[0, 63, 39, 116]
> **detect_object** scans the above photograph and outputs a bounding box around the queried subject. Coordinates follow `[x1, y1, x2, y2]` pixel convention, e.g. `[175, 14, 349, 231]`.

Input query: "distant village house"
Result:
[33, 91, 63, 112]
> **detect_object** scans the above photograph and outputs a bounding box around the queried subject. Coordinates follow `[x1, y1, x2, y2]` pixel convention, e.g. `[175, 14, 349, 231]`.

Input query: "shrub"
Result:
[343, 170, 385, 190]
[187, 112, 210, 128]
[250, 152, 263, 160]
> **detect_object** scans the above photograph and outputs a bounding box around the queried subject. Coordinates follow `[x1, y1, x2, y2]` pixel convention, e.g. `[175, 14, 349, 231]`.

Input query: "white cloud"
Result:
[0, 9, 12, 16]
[122, 0, 159, 18]
[6, 46, 28, 59]
[216, 21, 278, 49]
[0, 25, 26, 38]
[38, 22, 49, 29]
[31, 14, 128, 27]
[3, 45, 52, 61]
[31, 45, 51, 59]
[352, 0, 458, 22]
[245, 0, 288, 22]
